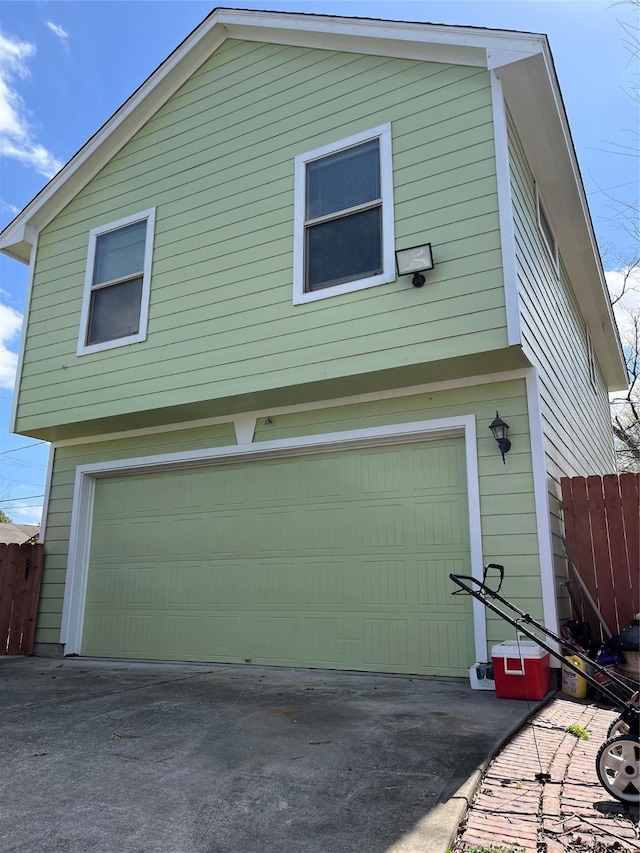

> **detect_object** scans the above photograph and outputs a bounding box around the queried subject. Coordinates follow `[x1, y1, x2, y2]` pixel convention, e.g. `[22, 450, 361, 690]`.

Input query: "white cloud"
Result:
[606, 266, 640, 340]
[10, 502, 43, 525]
[0, 301, 22, 389]
[46, 22, 69, 43]
[0, 31, 64, 178]
[0, 200, 20, 217]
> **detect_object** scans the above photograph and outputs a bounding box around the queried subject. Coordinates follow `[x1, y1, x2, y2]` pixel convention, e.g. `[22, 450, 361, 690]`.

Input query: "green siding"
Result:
[18, 40, 505, 437]
[38, 380, 543, 662]
[508, 112, 616, 614]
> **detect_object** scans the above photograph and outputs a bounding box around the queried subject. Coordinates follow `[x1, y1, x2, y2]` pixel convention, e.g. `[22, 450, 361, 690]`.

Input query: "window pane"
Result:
[538, 203, 555, 258]
[86, 277, 143, 345]
[306, 139, 380, 220]
[306, 206, 382, 291]
[93, 220, 146, 285]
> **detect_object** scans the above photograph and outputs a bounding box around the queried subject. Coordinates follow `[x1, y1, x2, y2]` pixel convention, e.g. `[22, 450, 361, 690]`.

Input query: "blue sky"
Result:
[0, 0, 638, 525]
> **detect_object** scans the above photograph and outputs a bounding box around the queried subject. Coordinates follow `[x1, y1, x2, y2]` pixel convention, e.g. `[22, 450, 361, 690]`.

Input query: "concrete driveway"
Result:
[1, 657, 532, 853]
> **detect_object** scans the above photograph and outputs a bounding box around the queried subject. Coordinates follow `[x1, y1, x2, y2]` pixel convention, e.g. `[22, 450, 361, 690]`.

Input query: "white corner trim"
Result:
[38, 444, 55, 543]
[60, 414, 487, 661]
[525, 368, 560, 647]
[233, 414, 257, 444]
[60, 470, 96, 649]
[490, 72, 521, 348]
[9, 236, 38, 432]
[463, 416, 489, 664]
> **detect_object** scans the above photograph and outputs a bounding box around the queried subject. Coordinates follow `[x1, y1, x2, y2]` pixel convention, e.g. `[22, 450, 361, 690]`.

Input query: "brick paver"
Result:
[453, 696, 639, 852]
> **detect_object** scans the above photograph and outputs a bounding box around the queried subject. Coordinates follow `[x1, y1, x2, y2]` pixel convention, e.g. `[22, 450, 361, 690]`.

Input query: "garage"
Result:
[81, 438, 474, 676]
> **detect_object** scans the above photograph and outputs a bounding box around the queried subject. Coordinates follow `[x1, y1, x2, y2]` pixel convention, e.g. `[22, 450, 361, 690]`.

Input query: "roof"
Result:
[0, 7, 627, 390]
[0, 524, 40, 545]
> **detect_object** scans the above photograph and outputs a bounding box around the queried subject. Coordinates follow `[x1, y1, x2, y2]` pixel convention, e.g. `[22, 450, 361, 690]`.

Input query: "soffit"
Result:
[496, 52, 627, 390]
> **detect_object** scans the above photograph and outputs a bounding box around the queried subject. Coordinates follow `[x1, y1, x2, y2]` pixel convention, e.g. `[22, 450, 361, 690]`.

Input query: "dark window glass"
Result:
[539, 203, 555, 260]
[306, 207, 382, 291]
[87, 277, 143, 345]
[306, 139, 380, 220]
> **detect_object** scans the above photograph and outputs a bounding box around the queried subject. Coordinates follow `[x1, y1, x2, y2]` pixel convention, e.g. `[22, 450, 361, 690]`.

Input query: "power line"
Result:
[0, 440, 47, 455]
[0, 495, 44, 504]
[1, 477, 45, 487]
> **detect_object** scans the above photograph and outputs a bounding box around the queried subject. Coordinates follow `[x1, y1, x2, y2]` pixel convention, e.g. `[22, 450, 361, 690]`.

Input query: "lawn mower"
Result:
[450, 564, 639, 805]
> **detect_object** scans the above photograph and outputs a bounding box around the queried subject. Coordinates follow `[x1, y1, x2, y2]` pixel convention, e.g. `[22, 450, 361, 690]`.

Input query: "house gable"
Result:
[13, 36, 512, 440]
[1, 9, 627, 443]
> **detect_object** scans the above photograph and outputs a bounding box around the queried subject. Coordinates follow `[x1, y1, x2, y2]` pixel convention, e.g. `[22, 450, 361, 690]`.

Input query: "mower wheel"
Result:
[607, 717, 630, 739]
[596, 735, 640, 804]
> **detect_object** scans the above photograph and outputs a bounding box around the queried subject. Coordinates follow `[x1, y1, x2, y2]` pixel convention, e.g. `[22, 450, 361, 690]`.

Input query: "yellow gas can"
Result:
[562, 655, 588, 699]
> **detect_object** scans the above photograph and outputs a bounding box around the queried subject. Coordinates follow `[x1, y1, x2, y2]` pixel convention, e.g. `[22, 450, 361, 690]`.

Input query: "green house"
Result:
[0, 9, 626, 682]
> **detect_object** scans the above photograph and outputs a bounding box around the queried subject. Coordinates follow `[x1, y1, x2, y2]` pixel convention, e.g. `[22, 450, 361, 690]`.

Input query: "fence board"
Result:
[0, 543, 44, 655]
[603, 474, 629, 635]
[587, 475, 618, 635]
[561, 473, 640, 639]
[0, 544, 15, 653]
[620, 473, 640, 618]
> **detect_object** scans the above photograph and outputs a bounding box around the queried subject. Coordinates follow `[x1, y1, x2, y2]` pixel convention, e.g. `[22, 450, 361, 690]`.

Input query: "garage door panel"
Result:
[417, 557, 469, 606]
[359, 450, 405, 494]
[210, 513, 251, 555]
[419, 618, 474, 672]
[206, 563, 251, 604]
[166, 562, 207, 605]
[83, 439, 474, 676]
[415, 499, 466, 546]
[255, 616, 295, 662]
[303, 455, 349, 499]
[362, 560, 407, 605]
[304, 616, 346, 664]
[412, 444, 463, 489]
[363, 618, 409, 667]
[257, 562, 296, 605]
[258, 509, 300, 553]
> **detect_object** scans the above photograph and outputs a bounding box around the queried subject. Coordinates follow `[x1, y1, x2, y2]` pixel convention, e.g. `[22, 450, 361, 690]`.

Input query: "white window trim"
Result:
[77, 208, 156, 356]
[535, 187, 558, 273]
[60, 414, 487, 668]
[293, 124, 395, 305]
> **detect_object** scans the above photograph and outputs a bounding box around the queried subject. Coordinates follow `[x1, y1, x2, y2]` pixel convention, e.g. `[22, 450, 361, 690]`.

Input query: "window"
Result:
[78, 209, 155, 355]
[536, 190, 558, 271]
[586, 326, 597, 389]
[293, 125, 395, 304]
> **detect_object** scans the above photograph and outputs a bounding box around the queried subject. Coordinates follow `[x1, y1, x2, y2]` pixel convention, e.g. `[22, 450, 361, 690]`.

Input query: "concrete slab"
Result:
[0, 657, 534, 853]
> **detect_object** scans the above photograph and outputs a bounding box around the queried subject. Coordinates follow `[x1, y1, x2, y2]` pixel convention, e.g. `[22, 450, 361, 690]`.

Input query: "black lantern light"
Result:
[489, 412, 511, 463]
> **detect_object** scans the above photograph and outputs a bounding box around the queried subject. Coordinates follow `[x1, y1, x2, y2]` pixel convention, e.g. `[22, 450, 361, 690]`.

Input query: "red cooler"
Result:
[491, 638, 551, 700]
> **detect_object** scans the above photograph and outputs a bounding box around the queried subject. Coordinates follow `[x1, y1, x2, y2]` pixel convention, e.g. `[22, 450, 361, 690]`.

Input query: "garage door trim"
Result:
[61, 415, 487, 668]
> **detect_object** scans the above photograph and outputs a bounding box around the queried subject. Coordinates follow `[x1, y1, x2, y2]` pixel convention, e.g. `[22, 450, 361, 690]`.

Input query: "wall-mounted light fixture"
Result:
[489, 412, 511, 463]
[395, 244, 434, 288]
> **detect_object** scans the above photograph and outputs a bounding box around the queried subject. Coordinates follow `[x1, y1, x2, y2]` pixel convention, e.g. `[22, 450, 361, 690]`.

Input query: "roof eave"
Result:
[496, 49, 628, 391]
[0, 9, 543, 258]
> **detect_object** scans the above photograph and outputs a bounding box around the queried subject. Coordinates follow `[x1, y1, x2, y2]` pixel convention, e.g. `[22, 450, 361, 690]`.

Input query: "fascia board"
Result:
[497, 50, 628, 391]
[0, 8, 544, 260]
[0, 12, 229, 259]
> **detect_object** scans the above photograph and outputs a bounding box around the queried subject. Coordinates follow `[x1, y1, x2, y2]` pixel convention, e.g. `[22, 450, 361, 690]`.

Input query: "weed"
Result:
[564, 723, 590, 740]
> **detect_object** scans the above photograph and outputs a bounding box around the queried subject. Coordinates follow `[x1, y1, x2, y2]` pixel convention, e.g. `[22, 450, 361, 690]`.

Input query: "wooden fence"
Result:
[0, 542, 44, 655]
[561, 473, 639, 638]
